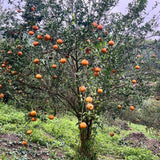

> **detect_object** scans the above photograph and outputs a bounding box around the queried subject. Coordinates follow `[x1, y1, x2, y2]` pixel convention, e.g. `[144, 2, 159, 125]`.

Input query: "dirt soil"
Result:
[0, 133, 65, 160]
[124, 132, 160, 155]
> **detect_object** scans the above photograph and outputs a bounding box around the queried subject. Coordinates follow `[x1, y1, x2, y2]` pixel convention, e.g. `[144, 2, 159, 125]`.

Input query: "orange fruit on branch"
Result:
[86, 97, 93, 103]
[92, 22, 98, 27]
[52, 64, 57, 68]
[30, 111, 37, 116]
[135, 65, 140, 69]
[130, 106, 135, 111]
[112, 69, 116, 73]
[33, 41, 39, 46]
[44, 34, 51, 41]
[0, 84, 2, 88]
[60, 58, 67, 64]
[53, 75, 57, 79]
[101, 48, 107, 53]
[79, 122, 87, 129]
[31, 117, 37, 121]
[0, 93, 4, 98]
[28, 31, 34, 35]
[94, 67, 101, 72]
[2, 64, 5, 68]
[31, 7, 35, 11]
[33, 59, 39, 64]
[17, 9, 21, 13]
[8, 51, 12, 54]
[53, 45, 59, 50]
[97, 24, 103, 30]
[94, 72, 99, 76]
[86, 103, 94, 111]
[18, 51, 22, 56]
[108, 40, 114, 46]
[137, 54, 141, 58]
[132, 79, 136, 83]
[81, 59, 89, 66]
[36, 74, 42, 79]
[32, 25, 38, 31]
[97, 88, 103, 93]
[79, 86, 86, 92]
[49, 115, 54, 120]
[37, 35, 42, 40]
[117, 105, 122, 109]
[57, 39, 63, 44]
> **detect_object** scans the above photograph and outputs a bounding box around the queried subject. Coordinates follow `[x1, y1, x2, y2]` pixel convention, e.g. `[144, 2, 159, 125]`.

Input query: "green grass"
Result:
[0, 103, 159, 160]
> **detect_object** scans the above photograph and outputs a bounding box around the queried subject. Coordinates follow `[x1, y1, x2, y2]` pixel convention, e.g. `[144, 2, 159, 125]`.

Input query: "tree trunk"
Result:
[79, 119, 95, 159]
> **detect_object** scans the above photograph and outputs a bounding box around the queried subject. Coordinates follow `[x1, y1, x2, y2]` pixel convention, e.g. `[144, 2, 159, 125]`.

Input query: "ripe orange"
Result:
[94, 67, 101, 72]
[33, 41, 39, 46]
[94, 72, 99, 76]
[130, 106, 135, 111]
[135, 65, 140, 69]
[18, 90, 22, 94]
[86, 97, 93, 103]
[22, 141, 27, 145]
[27, 130, 32, 135]
[37, 35, 43, 39]
[0, 93, 4, 98]
[53, 45, 59, 50]
[92, 22, 98, 27]
[32, 25, 38, 31]
[36, 74, 42, 79]
[0, 84, 2, 88]
[17, 9, 21, 13]
[79, 86, 86, 92]
[81, 59, 89, 66]
[97, 88, 103, 93]
[98, 37, 103, 42]
[29, 31, 34, 35]
[137, 54, 141, 58]
[132, 79, 136, 83]
[31, 117, 37, 121]
[79, 122, 87, 129]
[49, 115, 54, 120]
[101, 48, 107, 53]
[110, 132, 114, 137]
[57, 39, 63, 44]
[60, 58, 67, 64]
[52, 64, 57, 68]
[8, 51, 12, 54]
[33, 59, 39, 64]
[30, 111, 36, 116]
[44, 34, 51, 41]
[86, 103, 94, 111]
[112, 69, 116, 73]
[97, 25, 103, 30]
[31, 7, 35, 11]
[108, 40, 114, 46]
[53, 75, 57, 79]
[117, 105, 122, 109]
[18, 51, 22, 56]
[2, 64, 5, 67]
[152, 54, 156, 58]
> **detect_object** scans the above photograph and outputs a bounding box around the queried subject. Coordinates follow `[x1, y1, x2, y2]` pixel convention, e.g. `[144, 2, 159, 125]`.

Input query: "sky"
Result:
[2, 0, 160, 31]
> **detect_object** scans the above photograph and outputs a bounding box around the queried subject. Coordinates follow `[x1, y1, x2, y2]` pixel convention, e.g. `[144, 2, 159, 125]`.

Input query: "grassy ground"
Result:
[0, 103, 159, 160]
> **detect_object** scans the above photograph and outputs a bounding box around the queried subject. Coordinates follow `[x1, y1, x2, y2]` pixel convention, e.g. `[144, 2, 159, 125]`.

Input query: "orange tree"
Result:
[0, 0, 160, 158]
